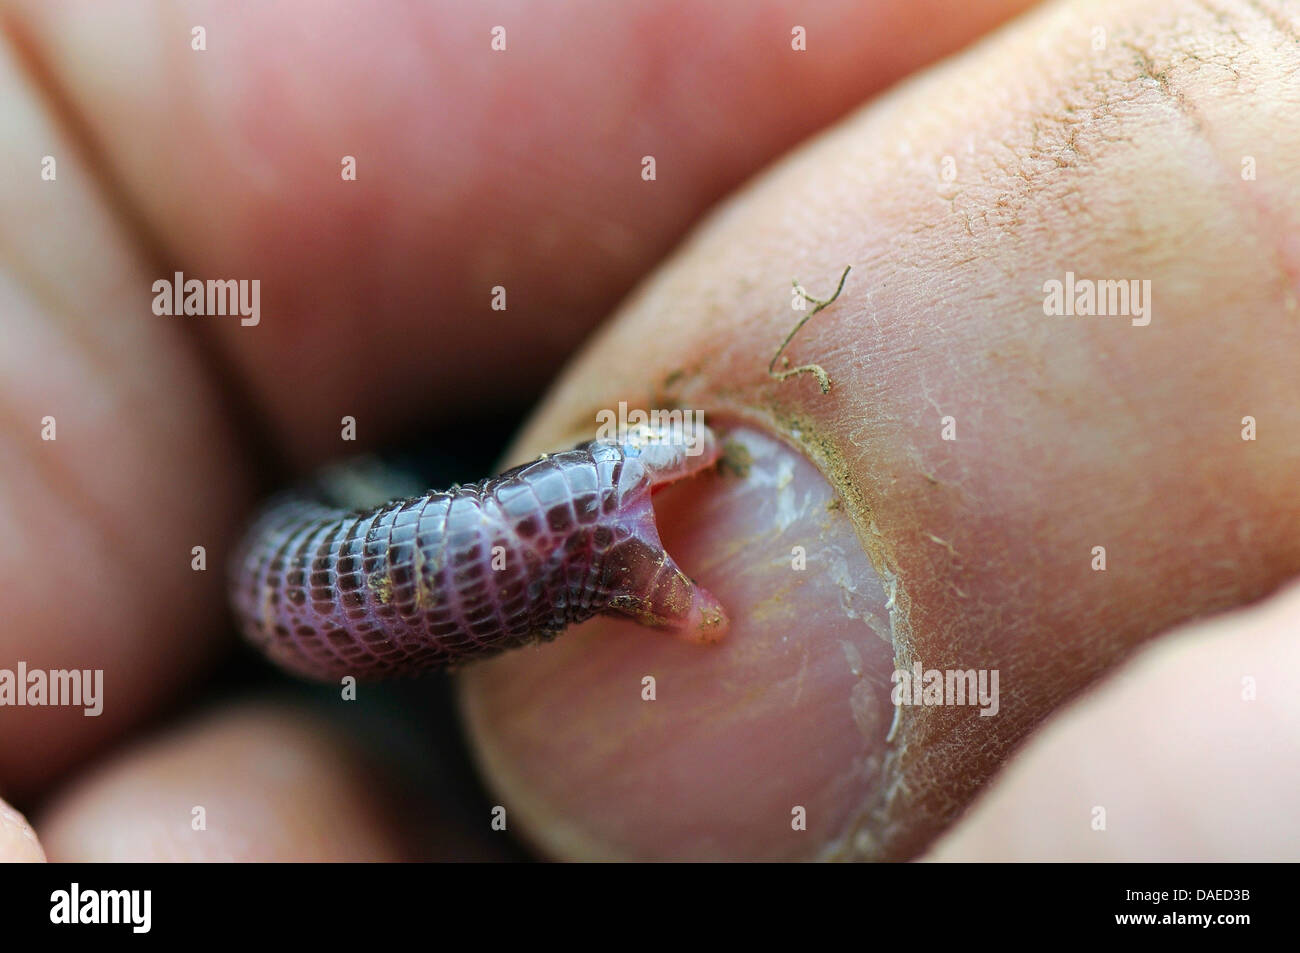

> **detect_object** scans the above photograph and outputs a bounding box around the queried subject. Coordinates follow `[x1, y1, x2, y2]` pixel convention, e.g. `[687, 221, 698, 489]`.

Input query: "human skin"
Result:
[923, 581, 1300, 862]
[461, 0, 1300, 860]
[2, 0, 1298, 861]
[0, 0, 1031, 811]
[36, 704, 421, 862]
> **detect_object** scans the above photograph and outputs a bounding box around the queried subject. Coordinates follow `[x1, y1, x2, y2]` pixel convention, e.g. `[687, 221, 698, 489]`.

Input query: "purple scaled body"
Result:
[229, 422, 726, 681]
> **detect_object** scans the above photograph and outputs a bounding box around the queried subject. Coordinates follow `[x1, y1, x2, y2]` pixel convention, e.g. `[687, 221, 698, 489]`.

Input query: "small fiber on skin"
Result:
[229, 422, 726, 680]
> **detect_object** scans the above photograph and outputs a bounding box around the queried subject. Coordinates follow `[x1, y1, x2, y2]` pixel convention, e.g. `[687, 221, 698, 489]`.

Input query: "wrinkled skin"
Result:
[464, 0, 1300, 860]
[2, 0, 1298, 861]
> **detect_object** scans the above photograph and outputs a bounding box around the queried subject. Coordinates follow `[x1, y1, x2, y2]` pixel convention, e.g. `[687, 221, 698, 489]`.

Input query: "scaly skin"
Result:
[229, 423, 725, 680]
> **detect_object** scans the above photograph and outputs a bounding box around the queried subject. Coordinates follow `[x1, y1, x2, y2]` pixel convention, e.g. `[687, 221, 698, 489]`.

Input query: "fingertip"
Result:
[0, 799, 45, 862]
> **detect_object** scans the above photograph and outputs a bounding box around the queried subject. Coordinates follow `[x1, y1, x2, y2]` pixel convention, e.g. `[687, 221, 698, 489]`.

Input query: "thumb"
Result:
[458, 0, 1300, 861]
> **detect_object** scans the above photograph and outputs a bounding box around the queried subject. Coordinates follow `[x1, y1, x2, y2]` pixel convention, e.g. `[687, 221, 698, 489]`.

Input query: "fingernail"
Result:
[459, 423, 897, 860]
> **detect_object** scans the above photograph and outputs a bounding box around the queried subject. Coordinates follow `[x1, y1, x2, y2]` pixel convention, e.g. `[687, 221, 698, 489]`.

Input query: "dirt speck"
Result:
[719, 439, 753, 478]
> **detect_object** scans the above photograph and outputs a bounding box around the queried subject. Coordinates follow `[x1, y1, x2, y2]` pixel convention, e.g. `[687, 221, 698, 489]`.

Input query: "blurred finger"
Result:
[3, 0, 1042, 463]
[37, 700, 508, 861]
[0, 34, 249, 793]
[0, 797, 44, 861]
[925, 581, 1300, 861]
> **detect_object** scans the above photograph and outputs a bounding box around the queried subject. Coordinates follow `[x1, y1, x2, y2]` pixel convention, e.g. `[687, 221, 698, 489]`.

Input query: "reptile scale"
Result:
[229, 421, 726, 680]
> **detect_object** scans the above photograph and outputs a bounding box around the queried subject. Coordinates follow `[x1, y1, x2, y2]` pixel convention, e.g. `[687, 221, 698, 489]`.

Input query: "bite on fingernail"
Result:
[460, 424, 899, 861]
